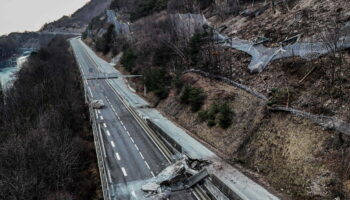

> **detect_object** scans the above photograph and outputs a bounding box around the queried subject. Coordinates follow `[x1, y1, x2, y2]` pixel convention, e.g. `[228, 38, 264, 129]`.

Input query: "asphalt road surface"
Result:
[70, 38, 196, 200]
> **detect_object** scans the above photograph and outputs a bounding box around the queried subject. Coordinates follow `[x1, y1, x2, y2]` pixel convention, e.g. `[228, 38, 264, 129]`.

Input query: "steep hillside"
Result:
[41, 0, 112, 33]
[84, 0, 350, 199]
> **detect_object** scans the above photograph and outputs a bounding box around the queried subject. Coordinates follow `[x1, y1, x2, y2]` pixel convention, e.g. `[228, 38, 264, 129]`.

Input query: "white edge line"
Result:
[88, 87, 93, 97]
[139, 152, 144, 159]
[144, 161, 151, 170]
[107, 169, 112, 183]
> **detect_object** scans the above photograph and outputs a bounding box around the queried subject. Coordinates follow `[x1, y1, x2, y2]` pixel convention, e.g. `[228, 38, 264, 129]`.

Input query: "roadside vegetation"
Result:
[198, 102, 234, 129]
[0, 37, 101, 200]
[83, 0, 350, 198]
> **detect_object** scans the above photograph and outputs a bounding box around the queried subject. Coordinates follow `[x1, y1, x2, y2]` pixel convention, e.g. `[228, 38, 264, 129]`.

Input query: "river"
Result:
[0, 49, 33, 88]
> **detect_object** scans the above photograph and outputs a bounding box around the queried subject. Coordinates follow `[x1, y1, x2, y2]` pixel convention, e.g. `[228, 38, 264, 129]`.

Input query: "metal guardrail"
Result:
[73, 39, 214, 200]
[70, 41, 112, 200]
[104, 79, 213, 200]
[104, 79, 174, 164]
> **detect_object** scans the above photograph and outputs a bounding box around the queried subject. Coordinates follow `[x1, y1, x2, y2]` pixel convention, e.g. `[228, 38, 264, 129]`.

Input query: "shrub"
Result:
[130, 0, 167, 21]
[121, 48, 137, 72]
[95, 24, 116, 55]
[217, 102, 233, 129]
[95, 37, 106, 52]
[207, 103, 219, 119]
[153, 45, 173, 67]
[198, 102, 234, 129]
[207, 119, 216, 127]
[198, 110, 208, 122]
[186, 32, 207, 67]
[268, 87, 294, 106]
[173, 71, 184, 92]
[145, 68, 171, 99]
[180, 85, 206, 112]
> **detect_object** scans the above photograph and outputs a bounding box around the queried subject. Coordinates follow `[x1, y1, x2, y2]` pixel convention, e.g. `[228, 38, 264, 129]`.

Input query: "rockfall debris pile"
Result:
[141, 156, 211, 198]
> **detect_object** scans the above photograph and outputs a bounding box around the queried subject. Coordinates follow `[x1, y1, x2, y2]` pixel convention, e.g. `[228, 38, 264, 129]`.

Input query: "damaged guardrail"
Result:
[141, 157, 211, 199]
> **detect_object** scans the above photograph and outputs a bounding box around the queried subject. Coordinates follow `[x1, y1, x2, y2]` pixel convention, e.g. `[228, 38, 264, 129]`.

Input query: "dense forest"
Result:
[0, 37, 17, 62]
[0, 37, 101, 200]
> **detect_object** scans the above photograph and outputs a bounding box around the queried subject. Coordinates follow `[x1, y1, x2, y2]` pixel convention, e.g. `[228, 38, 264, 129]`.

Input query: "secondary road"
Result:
[70, 38, 196, 199]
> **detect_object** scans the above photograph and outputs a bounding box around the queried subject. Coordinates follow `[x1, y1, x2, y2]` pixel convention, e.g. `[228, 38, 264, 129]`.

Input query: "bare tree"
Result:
[319, 19, 347, 85]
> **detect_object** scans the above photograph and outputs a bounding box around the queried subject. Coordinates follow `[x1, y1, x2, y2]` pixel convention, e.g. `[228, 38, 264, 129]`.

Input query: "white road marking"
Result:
[151, 171, 155, 177]
[103, 123, 107, 128]
[121, 121, 124, 125]
[106, 130, 110, 136]
[98, 110, 101, 114]
[134, 144, 139, 151]
[98, 124, 107, 158]
[95, 110, 98, 116]
[100, 115, 104, 120]
[123, 125, 127, 131]
[130, 137, 135, 143]
[127, 131, 130, 136]
[121, 167, 128, 176]
[107, 169, 112, 183]
[144, 161, 151, 170]
[115, 152, 120, 160]
[131, 191, 136, 197]
[110, 141, 115, 148]
[88, 87, 93, 97]
[139, 152, 144, 159]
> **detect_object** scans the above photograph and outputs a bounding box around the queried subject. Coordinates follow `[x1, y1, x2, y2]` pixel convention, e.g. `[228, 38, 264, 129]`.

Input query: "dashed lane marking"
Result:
[134, 144, 139, 151]
[100, 115, 104, 120]
[106, 130, 111, 136]
[130, 137, 135, 144]
[121, 167, 128, 177]
[103, 123, 107, 128]
[127, 131, 130, 136]
[110, 141, 115, 148]
[123, 125, 127, 131]
[115, 152, 120, 160]
[151, 171, 155, 177]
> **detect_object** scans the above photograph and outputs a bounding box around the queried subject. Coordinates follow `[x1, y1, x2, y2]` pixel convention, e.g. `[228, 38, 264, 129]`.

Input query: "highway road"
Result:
[70, 38, 196, 200]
